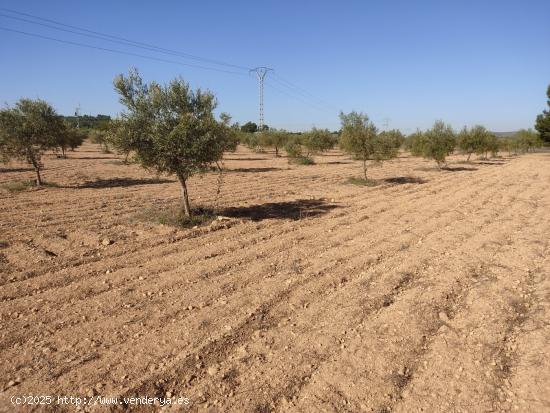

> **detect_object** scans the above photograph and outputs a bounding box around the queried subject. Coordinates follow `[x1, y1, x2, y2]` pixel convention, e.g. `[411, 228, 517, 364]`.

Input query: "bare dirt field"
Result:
[1, 143, 549, 412]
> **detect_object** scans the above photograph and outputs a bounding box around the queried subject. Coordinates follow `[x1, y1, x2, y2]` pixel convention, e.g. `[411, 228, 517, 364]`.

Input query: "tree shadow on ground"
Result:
[228, 167, 282, 173]
[442, 166, 478, 172]
[0, 167, 34, 173]
[76, 177, 174, 188]
[224, 157, 269, 161]
[473, 160, 507, 165]
[219, 199, 339, 221]
[384, 176, 427, 185]
[70, 156, 117, 160]
[325, 161, 352, 164]
[415, 166, 478, 172]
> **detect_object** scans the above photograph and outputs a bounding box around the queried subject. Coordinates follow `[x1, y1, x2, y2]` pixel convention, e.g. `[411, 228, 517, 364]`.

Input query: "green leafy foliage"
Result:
[404, 130, 424, 155]
[239, 132, 263, 152]
[457, 125, 497, 160]
[283, 135, 313, 164]
[0, 98, 65, 185]
[240, 121, 258, 133]
[378, 129, 405, 150]
[90, 129, 111, 153]
[258, 129, 289, 156]
[535, 85, 550, 144]
[339, 111, 399, 179]
[409, 120, 456, 168]
[63, 114, 111, 130]
[108, 68, 237, 216]
[302, 128, 336, 156]
[516, 128, 543, 152]
[54, 124, 86, 157]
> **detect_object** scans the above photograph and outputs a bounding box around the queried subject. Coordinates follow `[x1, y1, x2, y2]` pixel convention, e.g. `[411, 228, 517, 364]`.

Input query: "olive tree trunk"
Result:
[362, 158, 367, 180]
[29, 154, 42, 186]
[35, 168, 42, 186]
[176, 173, 191, 217]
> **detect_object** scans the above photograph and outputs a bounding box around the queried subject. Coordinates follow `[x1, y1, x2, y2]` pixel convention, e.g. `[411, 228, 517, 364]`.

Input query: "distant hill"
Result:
[492, 131, 518, 138]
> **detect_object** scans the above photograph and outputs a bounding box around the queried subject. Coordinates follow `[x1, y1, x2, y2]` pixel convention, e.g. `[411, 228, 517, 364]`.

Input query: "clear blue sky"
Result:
[0, 0, 548, 133]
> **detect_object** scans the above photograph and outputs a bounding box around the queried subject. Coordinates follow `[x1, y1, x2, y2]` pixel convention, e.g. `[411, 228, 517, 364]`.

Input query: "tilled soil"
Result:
[1, 143, 549, 412]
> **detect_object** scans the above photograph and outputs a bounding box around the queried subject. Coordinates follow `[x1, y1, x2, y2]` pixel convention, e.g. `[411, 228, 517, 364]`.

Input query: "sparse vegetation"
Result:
[258, 129, 289, 156]
[378, 129, 405, 151]
[346, 177, 378, 186]
[339, 111, 399, 179]
[284, 135, 314, 164]
[302, 128, 336, 156]
[0, 179, 35, 192]
[54, 124, 86, 157]
[108, 69, 237, 216]
[516, 128, 543, 152]
[90, 129, 111, 153]
[409, 120, 456, 168]
[0, 98, 66, 185]
[144, 206, 216, 228]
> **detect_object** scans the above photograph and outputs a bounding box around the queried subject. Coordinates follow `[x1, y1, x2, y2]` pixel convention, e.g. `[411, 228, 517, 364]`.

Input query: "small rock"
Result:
[101, 238, 113, 246]
[438, 312, 450, 322]
[207, 366, 218, 376]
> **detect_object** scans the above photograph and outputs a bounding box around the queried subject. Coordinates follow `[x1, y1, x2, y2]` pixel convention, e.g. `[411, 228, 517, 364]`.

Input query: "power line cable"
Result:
[1, 7, 338, 118]
[267, 77, 335, 113]
[264, 80, 332, 113]
[0, 26, 248, 76]
[0, 7, 251, 71]
[271, 72, 337, 111]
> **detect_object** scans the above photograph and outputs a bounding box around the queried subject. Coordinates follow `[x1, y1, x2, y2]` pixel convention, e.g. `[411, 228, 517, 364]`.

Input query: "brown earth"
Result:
[1, 143, 549, 413]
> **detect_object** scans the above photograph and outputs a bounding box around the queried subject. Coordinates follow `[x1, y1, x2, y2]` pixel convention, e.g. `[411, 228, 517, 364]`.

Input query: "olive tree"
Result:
[339, 111, 398, 180]
[258, 129, 289, 156]
[516, 128, 543, 152]
[479, 133, 499, 159]
[458, 125, 494, 161]
[109, 69, 237, 216]
[55, 124, 85, 157]
[0, 98, 65, 185]
[303, 128, 335, 156]
[404, 130, 424, 155]
[411, 120, 456, 168]
[378, 129, 405, 150]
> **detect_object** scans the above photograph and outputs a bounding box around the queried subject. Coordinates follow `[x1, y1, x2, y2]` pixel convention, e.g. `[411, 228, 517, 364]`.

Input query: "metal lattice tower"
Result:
[75, 104, 81, 129]
[250, 67, 272, 130]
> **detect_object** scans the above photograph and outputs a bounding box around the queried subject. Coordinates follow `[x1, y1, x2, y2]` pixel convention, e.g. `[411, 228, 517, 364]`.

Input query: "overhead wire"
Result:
[1, 7, 337, 117]
[0, 26, 249, 76]
[0, 7, 251, 71]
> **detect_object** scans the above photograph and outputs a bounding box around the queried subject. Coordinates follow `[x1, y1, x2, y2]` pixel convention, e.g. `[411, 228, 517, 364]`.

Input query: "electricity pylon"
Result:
[250, 67, 272, 130]
[75, 104, 81, 129]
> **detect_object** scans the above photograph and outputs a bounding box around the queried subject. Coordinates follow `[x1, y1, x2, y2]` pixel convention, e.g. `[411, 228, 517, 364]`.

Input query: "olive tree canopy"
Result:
[109, 69, 237, 216]
[0, 98, 65, 185]
[339, 111, 399, 179]
[411, 120, 456, 168]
